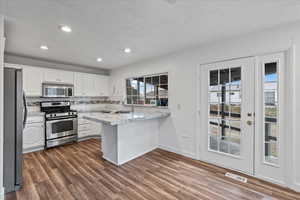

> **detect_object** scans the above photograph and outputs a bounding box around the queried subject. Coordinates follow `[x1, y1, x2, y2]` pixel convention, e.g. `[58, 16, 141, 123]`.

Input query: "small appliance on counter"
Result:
[41, 101, 78, 148]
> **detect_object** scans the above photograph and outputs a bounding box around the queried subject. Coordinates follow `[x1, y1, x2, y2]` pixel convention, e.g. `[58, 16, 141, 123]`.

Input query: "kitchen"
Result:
[2, 1, 300, 200]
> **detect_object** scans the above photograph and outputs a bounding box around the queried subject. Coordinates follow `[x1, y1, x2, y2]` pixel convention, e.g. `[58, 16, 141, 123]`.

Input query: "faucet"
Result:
[131, 103, 135, 114]
[121, 96, 134, 114]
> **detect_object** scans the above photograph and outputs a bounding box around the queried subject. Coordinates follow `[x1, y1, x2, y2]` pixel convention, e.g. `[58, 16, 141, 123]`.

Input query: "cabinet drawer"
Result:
[78, 119, 90, 125]
[78, 130, 93, 138]
[78, 124, 92, 131]
[23, 123, 45, 150]
[26, 116, 44, 124]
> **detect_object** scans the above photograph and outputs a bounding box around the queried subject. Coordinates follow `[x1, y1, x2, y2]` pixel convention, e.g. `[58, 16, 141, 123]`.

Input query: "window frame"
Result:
[125, 72, 168, 108]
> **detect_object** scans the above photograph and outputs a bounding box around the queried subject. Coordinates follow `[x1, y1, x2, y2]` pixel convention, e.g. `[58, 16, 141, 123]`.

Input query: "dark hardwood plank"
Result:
[5, 139, 300, 200]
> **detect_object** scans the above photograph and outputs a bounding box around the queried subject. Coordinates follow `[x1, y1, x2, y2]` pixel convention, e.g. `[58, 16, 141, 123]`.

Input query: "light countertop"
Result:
[82, 111, 170, 126]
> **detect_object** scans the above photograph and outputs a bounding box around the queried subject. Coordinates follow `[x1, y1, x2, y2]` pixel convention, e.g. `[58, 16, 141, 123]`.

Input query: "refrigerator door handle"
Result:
[23, 91, 28, 129]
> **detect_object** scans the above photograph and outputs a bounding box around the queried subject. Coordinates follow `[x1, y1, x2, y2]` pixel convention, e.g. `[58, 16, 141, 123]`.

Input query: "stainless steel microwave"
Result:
[42, 83, 74, 97]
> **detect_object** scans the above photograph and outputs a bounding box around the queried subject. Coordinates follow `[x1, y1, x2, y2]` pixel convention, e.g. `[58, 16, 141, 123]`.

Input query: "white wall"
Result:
[109, 21, 300, 191]
[0, 15, 5, 199]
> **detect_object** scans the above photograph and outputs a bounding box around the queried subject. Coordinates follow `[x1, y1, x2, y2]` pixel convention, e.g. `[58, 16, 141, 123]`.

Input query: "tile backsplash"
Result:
[26, 96, 121, 106]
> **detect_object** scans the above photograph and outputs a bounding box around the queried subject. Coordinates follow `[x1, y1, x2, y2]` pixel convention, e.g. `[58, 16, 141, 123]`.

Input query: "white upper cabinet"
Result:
[94, 74, 109, 96]
[9, 63, 108, 97]
[22, 65, 44, 96]
[44, 68, 74, 84]
[74, 72, 109, 96]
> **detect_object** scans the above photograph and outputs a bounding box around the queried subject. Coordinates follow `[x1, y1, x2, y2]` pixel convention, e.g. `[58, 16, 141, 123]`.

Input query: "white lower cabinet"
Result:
[23, 117, 45, 153]
[78, 114, 102, 139]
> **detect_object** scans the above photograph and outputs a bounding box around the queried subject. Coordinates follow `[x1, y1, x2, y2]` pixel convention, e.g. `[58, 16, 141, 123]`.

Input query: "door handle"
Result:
[246, 121, 252, 126]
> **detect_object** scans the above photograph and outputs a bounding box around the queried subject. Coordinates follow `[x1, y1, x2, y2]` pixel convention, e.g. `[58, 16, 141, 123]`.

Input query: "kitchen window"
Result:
[126, 73, 168, 107]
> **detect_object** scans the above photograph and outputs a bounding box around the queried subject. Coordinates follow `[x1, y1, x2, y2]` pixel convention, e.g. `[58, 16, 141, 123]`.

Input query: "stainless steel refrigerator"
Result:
[3, 67, 28, 193]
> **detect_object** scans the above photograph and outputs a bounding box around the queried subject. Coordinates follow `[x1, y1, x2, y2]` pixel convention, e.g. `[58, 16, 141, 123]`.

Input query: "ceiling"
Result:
[1, 0, 300, 69]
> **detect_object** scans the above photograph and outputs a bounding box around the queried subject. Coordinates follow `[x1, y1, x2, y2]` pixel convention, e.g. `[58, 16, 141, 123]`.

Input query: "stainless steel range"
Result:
[41, 101, 78, 148]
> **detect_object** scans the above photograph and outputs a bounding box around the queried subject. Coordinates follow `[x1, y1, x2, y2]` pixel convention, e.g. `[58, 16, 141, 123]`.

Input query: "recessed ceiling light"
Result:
[124, 48, 131, 53]
[97, 57, 103, 62]
[59, 25, 72, 33]
[40, 45, 48, 50]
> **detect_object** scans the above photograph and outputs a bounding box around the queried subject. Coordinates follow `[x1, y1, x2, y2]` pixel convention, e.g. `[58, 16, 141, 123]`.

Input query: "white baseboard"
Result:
[78, 135, 101, 142]
[158, 144, 196, 159]
[291, 181, 300, 193]
[23, 145, 44, 154]
[0, 187, 4, 200]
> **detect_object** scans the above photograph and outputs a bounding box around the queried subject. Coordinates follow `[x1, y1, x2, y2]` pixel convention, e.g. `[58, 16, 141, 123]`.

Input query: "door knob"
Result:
[247, 121, 252, 126]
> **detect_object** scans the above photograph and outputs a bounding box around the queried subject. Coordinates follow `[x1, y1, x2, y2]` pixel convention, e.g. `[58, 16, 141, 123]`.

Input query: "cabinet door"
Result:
[23, 66, 44, 96]
[44, 68, 61, 82]
[74, 72, 85, 96]
[60, 70, 74, 84]
[23, 123, 45, 150]
[44, 69, 74, 84]
[94, 75, 109, 96]
[84, 73, 95, 96]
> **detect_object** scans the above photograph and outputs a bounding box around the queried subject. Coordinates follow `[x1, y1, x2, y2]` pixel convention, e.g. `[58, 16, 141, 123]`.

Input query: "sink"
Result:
[98, 110, 131, 114]
[113, 110, 131, 114]
[99, 110, 111, 114]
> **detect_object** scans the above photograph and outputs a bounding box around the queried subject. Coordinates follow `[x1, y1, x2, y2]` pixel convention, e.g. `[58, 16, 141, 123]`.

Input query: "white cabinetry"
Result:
[93, 74, 109, 96]
[74, 72, 109, 97]
[22, 65, 44, 96]
[78, 113, 102, 140]
[7, 63, 108, 97]
[23, 116, 45, 153]
[44, 68, 74, 84]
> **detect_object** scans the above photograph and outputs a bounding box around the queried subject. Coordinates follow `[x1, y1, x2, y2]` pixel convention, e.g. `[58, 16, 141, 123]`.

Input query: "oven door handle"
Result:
[46, 118, 77, 124]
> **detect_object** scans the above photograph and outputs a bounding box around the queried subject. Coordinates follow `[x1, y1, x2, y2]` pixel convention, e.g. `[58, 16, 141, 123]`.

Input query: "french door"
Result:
[199, 57, 255, 174]
[199, 53, 286, 184]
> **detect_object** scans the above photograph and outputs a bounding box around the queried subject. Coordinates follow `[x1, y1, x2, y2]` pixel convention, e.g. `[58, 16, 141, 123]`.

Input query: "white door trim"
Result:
[196, 46, 298, 191]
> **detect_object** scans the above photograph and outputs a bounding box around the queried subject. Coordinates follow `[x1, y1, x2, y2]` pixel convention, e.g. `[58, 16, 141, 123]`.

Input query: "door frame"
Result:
[197, 57, 255, 175]
[195, 47, 296, 190]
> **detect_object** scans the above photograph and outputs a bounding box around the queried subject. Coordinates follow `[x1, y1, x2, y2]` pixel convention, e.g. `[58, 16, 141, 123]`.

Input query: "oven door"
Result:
[46, 118, 78, 140]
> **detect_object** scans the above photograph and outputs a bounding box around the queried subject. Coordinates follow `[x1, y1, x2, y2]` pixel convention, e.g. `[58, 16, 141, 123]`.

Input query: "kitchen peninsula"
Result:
[83, 111, 170, 165]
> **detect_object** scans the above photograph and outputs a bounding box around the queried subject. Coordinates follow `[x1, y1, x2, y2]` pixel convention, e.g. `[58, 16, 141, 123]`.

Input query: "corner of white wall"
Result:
[0, 15, 5, 200]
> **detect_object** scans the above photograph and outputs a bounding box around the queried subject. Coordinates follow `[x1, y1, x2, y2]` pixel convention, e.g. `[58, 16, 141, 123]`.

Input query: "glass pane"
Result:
[159, 85, 168, 98]
[220, 103, 230, 120]
[230, 90, 241, 104]
[145, 77, 152, 84]
[146, 82, 155, 97]
[209, 104, 219, 118]
[230, 104, 241, 120]
[131, 78, 138, 95]
[145, 98, 156, 105]
[159, 98, 168, 107]
[265, 142, 279, 165]
[160, 75, 168, 84]
[230, 67, 241, 84]
[126, 79, 131, 87]
[127, 97, 132, 104]
[152, 76, 159, 85]
[138, 77, 145, 97]
[210, 70, 218, 86]
[209, 136, 219, 151]
[220, 140, 230, 154]
[209, 92, 220, 103]
[264, 62, 278, 165]
[126, 87, 132, 96]
[265, 123, 278, 142]
[220, 120, 230, 139]
[209, 119, 220, 137]
[220, 69, 229, 85]
[132, 96, 138, 104]
[137, 97, 144, 105]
